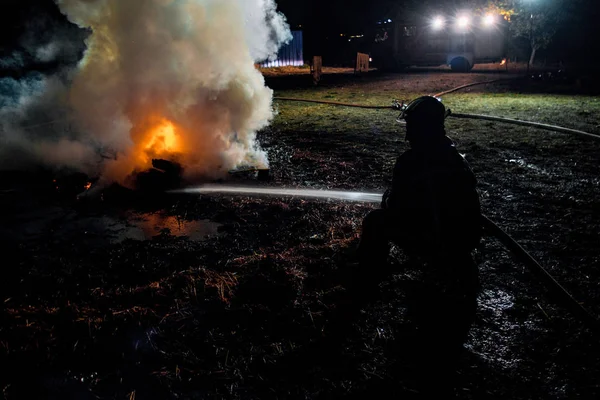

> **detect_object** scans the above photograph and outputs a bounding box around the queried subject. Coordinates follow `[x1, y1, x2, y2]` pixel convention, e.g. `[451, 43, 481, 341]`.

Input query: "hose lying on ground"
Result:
[449, 112, 600, 142]
[481, 215, 600, 333]
[273, 97, 395, 109]
[273, 97, 600, 141]
[273, 78, 508, 109]
[432, 79, 507, 97]
[180, 182, 599, 332]
[273, 84, 600, 330]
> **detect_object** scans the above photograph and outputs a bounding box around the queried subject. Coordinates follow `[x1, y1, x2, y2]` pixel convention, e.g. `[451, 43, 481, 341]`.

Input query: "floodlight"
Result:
[432, 16, 445, 30]
[457, 15, 470, 29]
[483, 14, 495, 26]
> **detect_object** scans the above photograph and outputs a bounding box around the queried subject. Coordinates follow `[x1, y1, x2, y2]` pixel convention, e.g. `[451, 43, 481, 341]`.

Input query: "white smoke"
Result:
[0, 72, 99, 173]
[20, 10, 88, 65]
[0, 53, 25, 69]
[0, 0, 291, 185]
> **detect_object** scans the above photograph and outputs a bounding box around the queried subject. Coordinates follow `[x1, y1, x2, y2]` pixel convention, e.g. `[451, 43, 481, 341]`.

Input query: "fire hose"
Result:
[181, 184, 599, 332]
[432, 79, 505, 97]
[448, 112, 600, 141]
[20, 78, 600, 329]
[273, 97, 600, 141]
[271, 84, 600, 330]
[272, 97, 395, 109]
[481, 215, 600, 333]
[273, 75, 600, 141]
[272, 77, 507, 109]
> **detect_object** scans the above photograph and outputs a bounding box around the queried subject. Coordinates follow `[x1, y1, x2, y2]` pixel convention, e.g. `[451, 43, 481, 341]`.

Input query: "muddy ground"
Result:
[1, 69, 599, 399]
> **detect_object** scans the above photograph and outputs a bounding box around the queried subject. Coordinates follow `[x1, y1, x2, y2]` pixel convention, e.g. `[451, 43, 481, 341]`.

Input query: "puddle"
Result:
[3, 210, 222, 244]
[124, 214, 222, 242]
[0, 204, 222, 244]
[505, 158, 549, 175]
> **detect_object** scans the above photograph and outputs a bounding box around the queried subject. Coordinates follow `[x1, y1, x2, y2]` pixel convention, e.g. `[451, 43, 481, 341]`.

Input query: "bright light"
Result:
[388, 19, 392, 23]
[457, 15, 470, 29]
[483, 14, 496, 26]
[432, 16, 445, 30]
[145, 120, 178, 153]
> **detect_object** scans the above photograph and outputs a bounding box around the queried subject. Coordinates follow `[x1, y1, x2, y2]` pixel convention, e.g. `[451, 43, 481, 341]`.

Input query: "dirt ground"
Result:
[1, 69, 599, 399]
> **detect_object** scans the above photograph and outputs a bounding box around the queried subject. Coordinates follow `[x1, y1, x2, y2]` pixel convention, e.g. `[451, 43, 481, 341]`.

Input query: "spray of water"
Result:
[172, 185, 383, 203]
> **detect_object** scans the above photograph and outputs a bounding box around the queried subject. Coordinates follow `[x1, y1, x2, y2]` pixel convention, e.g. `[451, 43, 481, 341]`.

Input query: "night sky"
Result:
[277, 0, 600, 65]
[1, 0, 600, 70]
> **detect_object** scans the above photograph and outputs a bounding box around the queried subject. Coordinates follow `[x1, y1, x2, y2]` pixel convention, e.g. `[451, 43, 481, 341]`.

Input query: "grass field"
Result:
[1, 71, 599, 399]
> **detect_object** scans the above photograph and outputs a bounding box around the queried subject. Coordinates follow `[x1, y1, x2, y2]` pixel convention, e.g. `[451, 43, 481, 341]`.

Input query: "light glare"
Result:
[483, 14, 495, 26]
[457, 16, 470, 29]
[432, 16, 445, 30]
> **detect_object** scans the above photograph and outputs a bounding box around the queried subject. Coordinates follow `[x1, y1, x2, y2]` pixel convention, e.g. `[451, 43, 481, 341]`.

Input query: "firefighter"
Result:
[345, 95, 483, 395]
[343, 95, 482, 351]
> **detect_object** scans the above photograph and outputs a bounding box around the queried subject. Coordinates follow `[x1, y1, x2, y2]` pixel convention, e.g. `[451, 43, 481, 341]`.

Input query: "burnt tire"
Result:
[450, 57, 471, 72]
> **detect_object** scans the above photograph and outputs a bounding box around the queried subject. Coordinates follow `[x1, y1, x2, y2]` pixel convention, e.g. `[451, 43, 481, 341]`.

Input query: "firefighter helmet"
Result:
[399, 96, 446, 125]
[399, 96, 447, 143]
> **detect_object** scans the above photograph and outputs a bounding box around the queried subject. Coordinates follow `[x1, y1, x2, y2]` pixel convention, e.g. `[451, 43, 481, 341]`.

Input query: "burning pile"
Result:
[1, 0, 291, 187]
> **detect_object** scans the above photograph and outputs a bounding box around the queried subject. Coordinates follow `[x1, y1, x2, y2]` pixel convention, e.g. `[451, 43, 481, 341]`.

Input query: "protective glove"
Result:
[381, 189, 391, 209]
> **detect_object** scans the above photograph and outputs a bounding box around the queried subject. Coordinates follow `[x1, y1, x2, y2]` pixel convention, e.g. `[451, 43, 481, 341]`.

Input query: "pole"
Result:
[527, 13, 533, 74]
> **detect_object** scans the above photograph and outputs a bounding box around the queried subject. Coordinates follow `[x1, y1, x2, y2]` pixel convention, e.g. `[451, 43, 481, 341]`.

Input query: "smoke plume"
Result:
[0, 0, 291, 185]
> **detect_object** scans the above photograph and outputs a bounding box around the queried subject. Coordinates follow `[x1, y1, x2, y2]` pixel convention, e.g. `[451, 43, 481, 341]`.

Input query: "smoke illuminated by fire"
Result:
[140, 119, 181, 166]
[145, 121, 178, 154]
[0, 0, 291, 185]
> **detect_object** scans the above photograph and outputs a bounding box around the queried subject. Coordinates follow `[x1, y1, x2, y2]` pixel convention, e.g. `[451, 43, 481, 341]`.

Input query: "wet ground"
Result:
[1, 70, 600, 399]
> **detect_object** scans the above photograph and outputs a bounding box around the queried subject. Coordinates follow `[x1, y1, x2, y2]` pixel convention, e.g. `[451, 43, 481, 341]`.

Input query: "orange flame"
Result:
[144, 120, 179, 153]
[103, 117, 188, 185]
[134, 118, 182, 167]
[84, 182, 92, 190]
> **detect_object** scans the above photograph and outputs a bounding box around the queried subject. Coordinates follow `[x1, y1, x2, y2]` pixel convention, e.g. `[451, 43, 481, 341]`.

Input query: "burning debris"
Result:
[135, 159, 183, 192]
[50, 171, 96, 198]
[229, 167, 271, 181]
[1, 0, 292, 186]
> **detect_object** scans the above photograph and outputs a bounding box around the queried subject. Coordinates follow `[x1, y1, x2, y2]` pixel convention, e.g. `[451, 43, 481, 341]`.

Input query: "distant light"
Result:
[457, 15, 470, 29]
[388, 19, 392, 23]
[432, 16, 445, 30]
[483, 14, 495, 26]
[369, 57, 373, 62]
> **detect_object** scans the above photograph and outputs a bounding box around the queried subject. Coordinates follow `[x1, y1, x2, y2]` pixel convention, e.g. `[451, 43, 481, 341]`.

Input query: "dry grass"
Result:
[271, 75, 600, 136]
[2, 71, 600, 399]
[200, 269, 239, 304]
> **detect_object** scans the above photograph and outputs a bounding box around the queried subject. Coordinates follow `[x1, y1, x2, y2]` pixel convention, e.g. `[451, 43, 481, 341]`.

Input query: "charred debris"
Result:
[2, 159, 271, 207]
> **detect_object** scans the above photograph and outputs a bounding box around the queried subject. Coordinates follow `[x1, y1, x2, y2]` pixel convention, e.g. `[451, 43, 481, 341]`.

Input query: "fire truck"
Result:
[371, 12, 508, 72]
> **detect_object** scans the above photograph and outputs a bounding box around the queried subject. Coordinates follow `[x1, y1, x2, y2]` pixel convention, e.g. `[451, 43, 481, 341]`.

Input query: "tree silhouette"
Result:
[483, 0, 580, 66]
